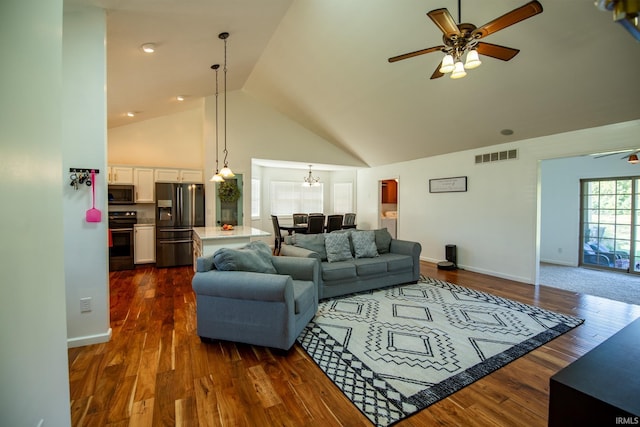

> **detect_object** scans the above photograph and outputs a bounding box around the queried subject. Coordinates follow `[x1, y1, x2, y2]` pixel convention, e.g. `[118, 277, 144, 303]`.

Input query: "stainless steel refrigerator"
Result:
[155, 183, 205, 267]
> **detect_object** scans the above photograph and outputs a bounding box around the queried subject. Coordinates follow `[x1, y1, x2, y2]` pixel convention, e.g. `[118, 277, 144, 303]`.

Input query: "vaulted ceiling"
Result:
[90, 0, 639, 167]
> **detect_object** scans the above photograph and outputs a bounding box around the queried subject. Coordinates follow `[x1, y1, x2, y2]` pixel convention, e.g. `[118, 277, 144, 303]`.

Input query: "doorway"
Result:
[580, 177, 636, 273]
[379, 178, 398, 238]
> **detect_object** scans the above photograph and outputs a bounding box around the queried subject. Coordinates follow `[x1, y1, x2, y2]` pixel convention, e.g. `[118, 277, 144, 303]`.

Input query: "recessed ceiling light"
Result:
[500, 129, 514, 136]
[126, 112, 135, 117]
[176, 95, 185, 101]
[141, 43, 155, 53]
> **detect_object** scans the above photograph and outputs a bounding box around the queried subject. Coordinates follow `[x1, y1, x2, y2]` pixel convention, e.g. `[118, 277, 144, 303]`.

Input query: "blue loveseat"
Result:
[192, 241, 319, 350]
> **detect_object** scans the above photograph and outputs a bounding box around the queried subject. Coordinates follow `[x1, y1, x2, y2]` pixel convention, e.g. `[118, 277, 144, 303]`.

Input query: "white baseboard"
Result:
[67, 328, 112, 348]
[539, 258, 576, 267]
[420, 256, 533, 284]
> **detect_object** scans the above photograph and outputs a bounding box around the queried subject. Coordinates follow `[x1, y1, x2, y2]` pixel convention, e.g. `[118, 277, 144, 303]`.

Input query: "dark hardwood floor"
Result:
[68, 262, 640, 426]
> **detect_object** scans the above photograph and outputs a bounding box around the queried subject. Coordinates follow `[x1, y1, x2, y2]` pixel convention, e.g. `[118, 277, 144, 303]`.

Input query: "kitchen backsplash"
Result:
[108, 203, 155, 223]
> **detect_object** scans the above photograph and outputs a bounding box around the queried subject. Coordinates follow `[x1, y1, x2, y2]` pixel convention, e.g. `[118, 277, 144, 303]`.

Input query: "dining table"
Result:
[278, 222, 308, 235]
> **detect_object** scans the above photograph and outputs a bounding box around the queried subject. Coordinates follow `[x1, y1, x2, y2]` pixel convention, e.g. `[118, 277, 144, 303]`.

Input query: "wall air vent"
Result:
[475, 149, 518, 165]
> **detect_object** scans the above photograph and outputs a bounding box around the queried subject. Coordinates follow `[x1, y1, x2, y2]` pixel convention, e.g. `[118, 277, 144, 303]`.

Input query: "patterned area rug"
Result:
[297, 278, 584, 426]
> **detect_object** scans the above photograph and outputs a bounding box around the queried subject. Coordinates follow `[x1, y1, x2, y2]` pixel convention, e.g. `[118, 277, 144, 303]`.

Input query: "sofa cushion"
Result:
[321, 261, 357, 282]
[292, 233, 327, 261]
[351, 230, 379, 259]
[353, 258, 387, 276]
[374, 228, 393, 254]
[213, 242, 277, 274]
[382, 253, 413, 272]
[325, 232, 353, 263]
[291, 280, 315, 315]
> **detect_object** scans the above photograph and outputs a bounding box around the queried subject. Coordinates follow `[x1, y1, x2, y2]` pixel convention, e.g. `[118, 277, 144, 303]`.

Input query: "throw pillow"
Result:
[293, 233, 328, 261]
[324, 232, 353, 263]
[213, 242, 277, 274]
[374, 228, 393, 254]
[330, 229, 355, 255]
[351, 230, 379, 258]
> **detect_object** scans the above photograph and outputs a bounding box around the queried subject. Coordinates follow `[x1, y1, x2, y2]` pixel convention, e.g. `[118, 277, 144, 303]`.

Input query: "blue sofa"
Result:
[192, 242, 319, 350]
[280, 228, 421, 300]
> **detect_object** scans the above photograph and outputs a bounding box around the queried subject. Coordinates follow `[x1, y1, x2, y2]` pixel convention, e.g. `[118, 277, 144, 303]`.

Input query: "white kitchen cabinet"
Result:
[154, 168, 203, 183]
[134, 168, 155, 203]
[134, 224, 155, 264]
[108, 166, 134, 184]
[154, 168, 181, 183]
[179, 169, 203, 183]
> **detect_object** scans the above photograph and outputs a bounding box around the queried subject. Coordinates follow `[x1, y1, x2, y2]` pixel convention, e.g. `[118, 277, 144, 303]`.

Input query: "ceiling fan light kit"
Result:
[596, 0, 640, 41]
[389, 0, 543, 80]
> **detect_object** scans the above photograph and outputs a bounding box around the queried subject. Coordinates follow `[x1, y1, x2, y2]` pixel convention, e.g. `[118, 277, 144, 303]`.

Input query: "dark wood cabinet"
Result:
[381, 179, 397, 203]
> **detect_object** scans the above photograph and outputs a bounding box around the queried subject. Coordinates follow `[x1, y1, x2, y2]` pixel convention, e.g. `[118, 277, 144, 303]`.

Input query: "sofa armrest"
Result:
[196, 254, 216, 272]
[390, 239, 422, 280]
[192, 270, 293, 302]
[390, 239, 421, 256]
[279, 244, 321, 260]
[272, 256, 319, 283]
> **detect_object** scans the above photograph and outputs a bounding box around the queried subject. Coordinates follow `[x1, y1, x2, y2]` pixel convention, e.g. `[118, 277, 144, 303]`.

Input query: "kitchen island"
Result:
[192, 226, 271, 270]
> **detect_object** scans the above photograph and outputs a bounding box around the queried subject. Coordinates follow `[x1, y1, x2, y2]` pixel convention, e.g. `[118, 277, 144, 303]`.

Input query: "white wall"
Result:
[108, 106, 204, 168]
[202, 90, 365, 227]
[63, 6, 111, 347]
[540, 154, 639, 266]
[0, 0, 71, 425]
[357, 120, 640, 284]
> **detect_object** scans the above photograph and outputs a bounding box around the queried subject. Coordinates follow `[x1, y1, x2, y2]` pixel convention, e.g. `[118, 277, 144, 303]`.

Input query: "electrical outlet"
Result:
[80, 297, 92, 313]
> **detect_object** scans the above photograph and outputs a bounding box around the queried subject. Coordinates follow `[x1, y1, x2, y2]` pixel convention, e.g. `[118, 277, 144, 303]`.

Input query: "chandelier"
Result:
[209, 64, 224, 182]
[218, 32, 234, 178]
[303, 165, 320, 187]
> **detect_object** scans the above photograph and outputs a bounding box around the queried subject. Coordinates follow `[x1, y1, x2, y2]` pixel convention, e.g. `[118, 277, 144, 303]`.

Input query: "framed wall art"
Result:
[429, 176, 467, 193]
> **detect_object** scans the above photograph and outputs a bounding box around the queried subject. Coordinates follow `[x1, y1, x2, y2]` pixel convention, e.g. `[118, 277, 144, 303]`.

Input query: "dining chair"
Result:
[326, 214, 344, 233]
[308, 213, 324, 216]
[271, 215, 285, 255]
[292, 213, 308, 225]
[343, 213, 356, 228]
[306, 215, 325, 234]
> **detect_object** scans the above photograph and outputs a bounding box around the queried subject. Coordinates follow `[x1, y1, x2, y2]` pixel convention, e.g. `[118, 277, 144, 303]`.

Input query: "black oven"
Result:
[109, 211, 137, 271]
[108, 185, 135, 205]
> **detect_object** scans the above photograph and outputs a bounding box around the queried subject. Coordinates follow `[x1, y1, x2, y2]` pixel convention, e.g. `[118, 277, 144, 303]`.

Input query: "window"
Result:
[333, 182, 353, 214]
[580, 178, 635, 272]
[251, 178, 260, 219]
[270, 181, 323, 215]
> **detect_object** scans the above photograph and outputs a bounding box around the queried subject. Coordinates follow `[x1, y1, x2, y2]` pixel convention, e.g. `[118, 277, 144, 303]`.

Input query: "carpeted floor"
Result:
[298, 278, 583, 426]
[539, 263, 640, 306]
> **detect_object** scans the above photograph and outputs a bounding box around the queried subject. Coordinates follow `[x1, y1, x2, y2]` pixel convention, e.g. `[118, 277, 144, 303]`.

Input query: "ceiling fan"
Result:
[388, 0, 543, 79]
[592, 149, 640, 163]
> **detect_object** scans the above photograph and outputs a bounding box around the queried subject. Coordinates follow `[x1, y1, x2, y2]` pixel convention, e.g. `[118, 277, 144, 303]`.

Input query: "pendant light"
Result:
[218, 32, 235, 178]
[209, 64, 224, 182]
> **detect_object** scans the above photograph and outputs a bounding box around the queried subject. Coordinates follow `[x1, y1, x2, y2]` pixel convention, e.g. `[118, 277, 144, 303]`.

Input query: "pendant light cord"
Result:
[458, 0, 461, 24]
[214, 65, 220, 173]
[222, 35, 229, 168]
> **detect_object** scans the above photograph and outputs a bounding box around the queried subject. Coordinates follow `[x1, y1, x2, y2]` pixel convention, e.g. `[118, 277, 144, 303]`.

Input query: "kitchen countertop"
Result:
[193, 226, 271, 240]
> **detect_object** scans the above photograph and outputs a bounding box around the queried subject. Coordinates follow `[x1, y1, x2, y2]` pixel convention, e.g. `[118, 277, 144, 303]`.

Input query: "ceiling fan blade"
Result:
[589, 149, 636, 158]
[621, 150, 640, 159]
[427, 8, 461, 38]
[388, 46, 444, 63]
[430, 65, 444, 80]
[476, 42, 520, 61]
[472, 0, 543, 39]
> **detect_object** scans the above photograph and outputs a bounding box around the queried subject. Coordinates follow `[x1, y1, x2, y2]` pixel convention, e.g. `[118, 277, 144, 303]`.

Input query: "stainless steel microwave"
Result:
[108, 185, 135, 205]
